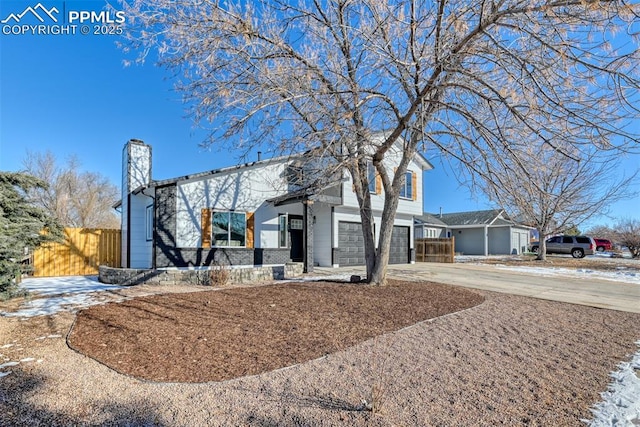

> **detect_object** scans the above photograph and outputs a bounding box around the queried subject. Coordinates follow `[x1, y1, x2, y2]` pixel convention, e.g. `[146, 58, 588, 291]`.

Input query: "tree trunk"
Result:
[350, 164, 378, 283]
[368, 186, 402, 285]
[536, 228, 547, 261]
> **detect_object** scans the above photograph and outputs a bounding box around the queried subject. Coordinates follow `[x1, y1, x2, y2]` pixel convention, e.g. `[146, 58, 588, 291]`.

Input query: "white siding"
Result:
[255, 203, 304, 249]
[340, 145, 425, 217]
[120, 194, 128, 267]
[312, 203, 332, 267]
[129, 193, 153, 268]
[175, 161, 289, 247]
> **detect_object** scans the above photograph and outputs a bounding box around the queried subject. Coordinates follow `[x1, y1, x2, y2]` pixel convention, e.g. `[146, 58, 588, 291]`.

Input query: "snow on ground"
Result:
[17, 276, 118, 296]
[1, 270, 638, 425]
[1, 276, 120, 318]
[456, 255, 640, 285]
[495, 265, 640, 285]
[586, 341, 640, 426]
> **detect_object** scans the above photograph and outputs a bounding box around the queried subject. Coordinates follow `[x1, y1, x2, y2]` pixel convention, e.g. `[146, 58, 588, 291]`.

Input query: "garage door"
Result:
[337, 222, 409, 266]
[337, 221, 365, 266]
[389, 226, 409, 264]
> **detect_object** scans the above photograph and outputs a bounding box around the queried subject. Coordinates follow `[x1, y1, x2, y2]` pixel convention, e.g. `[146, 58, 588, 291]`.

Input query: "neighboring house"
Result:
[413, 212, 448, 239]
[118, 139, 433, 272]
[415, 209, 532, 256]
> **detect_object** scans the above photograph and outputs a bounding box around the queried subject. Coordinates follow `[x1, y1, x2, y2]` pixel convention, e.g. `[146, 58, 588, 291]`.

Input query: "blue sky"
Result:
[0, 0, 637, 230]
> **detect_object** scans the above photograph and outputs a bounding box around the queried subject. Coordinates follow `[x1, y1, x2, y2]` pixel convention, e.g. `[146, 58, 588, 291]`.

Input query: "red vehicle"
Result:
[593, 238, 613, 252]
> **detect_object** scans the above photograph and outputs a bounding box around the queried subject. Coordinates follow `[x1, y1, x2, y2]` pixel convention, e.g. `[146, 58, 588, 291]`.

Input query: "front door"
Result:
[289, 215, 304, 262]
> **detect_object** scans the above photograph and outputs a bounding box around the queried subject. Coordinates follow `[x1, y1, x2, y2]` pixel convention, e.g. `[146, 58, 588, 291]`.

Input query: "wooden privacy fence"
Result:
[415, 237, 455, 263]
[33, 228, 121, 277]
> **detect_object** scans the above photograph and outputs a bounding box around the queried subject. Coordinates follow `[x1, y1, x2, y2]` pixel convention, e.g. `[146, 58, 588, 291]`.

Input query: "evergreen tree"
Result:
[0, 172, 63, 295]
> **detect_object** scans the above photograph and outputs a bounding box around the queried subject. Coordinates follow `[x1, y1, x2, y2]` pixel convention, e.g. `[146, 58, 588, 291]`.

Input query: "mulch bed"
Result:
[67, 280, 484, 383]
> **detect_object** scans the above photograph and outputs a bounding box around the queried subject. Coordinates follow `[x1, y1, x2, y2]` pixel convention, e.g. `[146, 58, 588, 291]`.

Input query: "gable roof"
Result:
[416, 209, 532, 229]
[414, 212, 448, 227]
[439, 209, 505, 226]
[137, 136, 433, 191]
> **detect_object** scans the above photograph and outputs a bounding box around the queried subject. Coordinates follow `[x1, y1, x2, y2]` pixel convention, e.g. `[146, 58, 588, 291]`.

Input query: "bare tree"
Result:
[122, 0, 640, 283]
[615, 218, 640, 258]
[471, 142, 637, 260]
[584, 224, 617, 242]
[22, 151, 120, 229]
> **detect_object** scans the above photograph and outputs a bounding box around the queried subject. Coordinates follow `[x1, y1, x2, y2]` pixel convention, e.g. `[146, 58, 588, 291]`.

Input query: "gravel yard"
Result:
[1, 271, 639, 426]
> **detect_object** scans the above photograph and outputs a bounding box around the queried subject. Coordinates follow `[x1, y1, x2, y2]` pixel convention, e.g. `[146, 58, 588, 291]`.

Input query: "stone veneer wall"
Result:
[99, 263, 304, 287]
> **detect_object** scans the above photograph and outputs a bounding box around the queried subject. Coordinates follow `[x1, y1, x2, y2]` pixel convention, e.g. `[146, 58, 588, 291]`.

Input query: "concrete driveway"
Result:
[314, 262, 640, 313]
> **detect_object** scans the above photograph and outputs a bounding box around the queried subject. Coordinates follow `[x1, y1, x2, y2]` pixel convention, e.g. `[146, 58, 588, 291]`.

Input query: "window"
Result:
[145, 205, 153, 241]
[399, 171, 413, 199]
[290, 218, 304, 230]
[278, 214, 288, 248]
[212, 211, 246, 247]
[368, 162, 376, 193]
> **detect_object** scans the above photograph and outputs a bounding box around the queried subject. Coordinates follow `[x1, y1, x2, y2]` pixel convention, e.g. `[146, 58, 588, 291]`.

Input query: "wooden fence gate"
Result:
[32, 228, 121, 277]
[415, 237, 455, 263]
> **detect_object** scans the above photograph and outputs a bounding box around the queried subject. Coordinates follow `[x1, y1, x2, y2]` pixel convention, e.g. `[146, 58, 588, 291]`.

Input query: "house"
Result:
[119, 138, 433, 272]
[415, 209, 532, 256]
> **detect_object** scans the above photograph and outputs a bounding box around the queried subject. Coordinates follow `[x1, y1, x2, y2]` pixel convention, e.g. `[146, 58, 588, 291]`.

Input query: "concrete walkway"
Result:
[313, 262, 640, 313]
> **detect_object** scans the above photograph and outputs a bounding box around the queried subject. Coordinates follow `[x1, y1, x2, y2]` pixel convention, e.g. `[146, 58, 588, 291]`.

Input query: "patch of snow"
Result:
[3, 294, 99, 318]
[1, 276, 120, 318]
[0, 361, 19, 369]
[496, 266, 640, 285]
[19, 358, 35, 363]
[0, 344, 15, 349]
[0, 372, 10, 378]
[585, 341, 640, 426]
[18, 276, 118, 296]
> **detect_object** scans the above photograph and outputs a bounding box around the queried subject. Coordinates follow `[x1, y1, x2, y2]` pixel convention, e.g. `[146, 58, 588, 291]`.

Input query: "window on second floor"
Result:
[368, 162, 377, 194]
[399, 171, 414, 200]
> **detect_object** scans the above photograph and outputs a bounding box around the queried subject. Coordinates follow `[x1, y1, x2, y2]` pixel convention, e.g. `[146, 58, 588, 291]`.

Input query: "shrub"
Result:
[209, 263, 231, 287]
